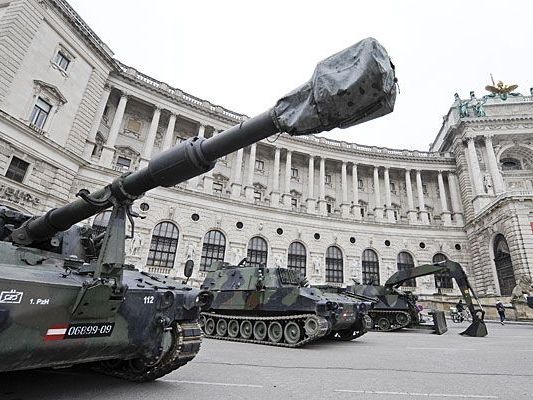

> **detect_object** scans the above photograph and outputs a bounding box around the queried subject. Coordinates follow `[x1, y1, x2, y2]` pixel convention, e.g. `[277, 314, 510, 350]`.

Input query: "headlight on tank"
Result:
[195, 291, 213, 309]
[326, 301, 339, 311]
[358, 302, 368, 314]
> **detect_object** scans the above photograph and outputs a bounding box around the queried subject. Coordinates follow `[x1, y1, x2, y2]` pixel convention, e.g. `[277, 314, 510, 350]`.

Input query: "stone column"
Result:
[306, 156, 316, 214]
[270, 147, 281, 207]
[197, 124, 205, 138]
[465, 136, 484, 196]
[318, 157, 327, 215]
[100, 92, 128, 167]
[231, 149, 244, 198]
[448, 172, 464, 225]
[416, 169, 429, 224]
[244, 143, 257, 201]
[340, 161, 350, 217]
[384, 167, 395, 222]
[139, 107, 161, 168]
[282, 150, 292, 207]
[352, 163, 361, 220]
[405, 169, 417, 223]
[162, 113, 177, 150]
[484, 135, 505, 194]
[437, 171, 452, 226]
[373, 166, 383, 221]
[83, 84, 112, 159]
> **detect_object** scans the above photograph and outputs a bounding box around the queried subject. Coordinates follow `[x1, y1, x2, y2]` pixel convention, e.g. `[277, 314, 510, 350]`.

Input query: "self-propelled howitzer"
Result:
[0, 37, 396, 379]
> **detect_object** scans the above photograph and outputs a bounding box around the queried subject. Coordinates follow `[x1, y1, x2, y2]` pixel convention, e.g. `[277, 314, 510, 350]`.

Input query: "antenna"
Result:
[490, 73, 495, 86]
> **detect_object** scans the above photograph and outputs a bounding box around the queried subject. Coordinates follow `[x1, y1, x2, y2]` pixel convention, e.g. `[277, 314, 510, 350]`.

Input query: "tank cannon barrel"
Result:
[12, 37, 396, 245]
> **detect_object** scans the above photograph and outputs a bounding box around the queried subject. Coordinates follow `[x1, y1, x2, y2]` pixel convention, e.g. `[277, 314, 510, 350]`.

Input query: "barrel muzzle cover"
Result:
[271, 37, 397, 136]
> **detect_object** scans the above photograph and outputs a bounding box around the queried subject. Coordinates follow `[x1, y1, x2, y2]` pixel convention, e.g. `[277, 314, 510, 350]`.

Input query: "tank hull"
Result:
[0, 242, 203, 381]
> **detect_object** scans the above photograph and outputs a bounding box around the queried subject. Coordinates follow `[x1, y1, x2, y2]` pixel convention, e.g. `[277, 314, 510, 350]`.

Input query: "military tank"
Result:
[347, 283, 421, 331]
[199, 260, 377, 347]
[0, 37, 396, 377]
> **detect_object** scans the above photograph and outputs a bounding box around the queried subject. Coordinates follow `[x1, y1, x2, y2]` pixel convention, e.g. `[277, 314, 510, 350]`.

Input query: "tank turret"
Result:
[0, 37, 396, 377]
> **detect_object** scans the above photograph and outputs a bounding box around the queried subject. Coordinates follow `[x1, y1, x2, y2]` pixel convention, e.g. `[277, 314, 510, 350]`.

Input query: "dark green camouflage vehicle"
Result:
[0, 37, 396, 376]
[199, 260, 376, 347]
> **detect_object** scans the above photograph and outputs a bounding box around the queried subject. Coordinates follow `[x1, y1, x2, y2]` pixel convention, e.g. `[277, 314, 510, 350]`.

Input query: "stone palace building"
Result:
[1, 0, 532, 301]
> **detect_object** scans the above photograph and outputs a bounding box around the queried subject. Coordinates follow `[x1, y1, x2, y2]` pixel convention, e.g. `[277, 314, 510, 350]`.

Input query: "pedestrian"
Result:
[496, 300, 506, 325]
[456, 299, 465, 322]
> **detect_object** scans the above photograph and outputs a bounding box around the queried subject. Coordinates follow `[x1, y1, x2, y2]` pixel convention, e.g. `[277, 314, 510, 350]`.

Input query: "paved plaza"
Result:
[1, 322, 532, 400]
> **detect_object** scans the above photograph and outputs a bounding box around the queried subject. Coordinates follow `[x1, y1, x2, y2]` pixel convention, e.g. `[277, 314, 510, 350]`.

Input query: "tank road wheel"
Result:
[216, 319, 228, 336]
[267, 321, 283, 343]
[204, 318, 216, 335]
[199, 314, 207, 330]
[304, 316, 320, 338]
[240, 320, 253, 339]
[396, 312, 410, 327]
[253, 321, 267, 341]
[377, 317, 392, 331]
[284, 321, 302, 345]
[228, 320, 240, 338]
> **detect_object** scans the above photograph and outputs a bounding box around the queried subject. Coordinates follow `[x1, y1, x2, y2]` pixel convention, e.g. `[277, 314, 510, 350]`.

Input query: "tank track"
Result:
[368, 310, 412, 332]
[91, 321, 202, 382]
[200, 312, 329, 348]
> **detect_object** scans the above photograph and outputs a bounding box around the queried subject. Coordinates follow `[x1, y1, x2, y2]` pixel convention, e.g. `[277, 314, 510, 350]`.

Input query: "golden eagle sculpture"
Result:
[485, 78, 518, 95]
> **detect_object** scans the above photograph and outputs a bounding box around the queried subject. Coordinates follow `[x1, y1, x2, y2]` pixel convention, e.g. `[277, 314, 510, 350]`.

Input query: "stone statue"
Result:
[483, 174, 493, 194]
[454, 93, 470, 118]
[312, 256, 322, 275]
[185, 241, 196, 260]
[128, 232, 142, 256]
[274, 253, 284, 268]
[232, 247, 243, 264]
[472, 97, 487, 117]
[511, 275, 533, 302]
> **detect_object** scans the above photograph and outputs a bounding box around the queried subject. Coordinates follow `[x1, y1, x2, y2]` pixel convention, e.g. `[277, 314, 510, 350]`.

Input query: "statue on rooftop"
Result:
[454, 93, 470, 118]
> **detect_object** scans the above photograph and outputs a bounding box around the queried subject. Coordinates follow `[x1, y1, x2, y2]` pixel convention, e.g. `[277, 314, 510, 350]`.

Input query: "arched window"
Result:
[147, 222, 179, 268]
[288, 242, 306, 277]
[500, 157, 521, 171]
[433, 253, 453, 289]
[325, 246, 343, 283]
[362, 249, 380, 285]
[493, 234, 516, 296]
[247, 236, 268, 267]
[92, 210, 112, 236]
[200, 230, 226, 271]
[397, 252, 416, 287]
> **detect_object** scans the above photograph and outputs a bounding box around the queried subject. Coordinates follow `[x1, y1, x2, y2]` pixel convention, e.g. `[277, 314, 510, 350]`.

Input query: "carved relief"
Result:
[0, 184, 41, 207]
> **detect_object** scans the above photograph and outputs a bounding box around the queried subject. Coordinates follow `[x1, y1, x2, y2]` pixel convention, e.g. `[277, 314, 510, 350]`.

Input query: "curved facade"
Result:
[1, 0, 532, 298]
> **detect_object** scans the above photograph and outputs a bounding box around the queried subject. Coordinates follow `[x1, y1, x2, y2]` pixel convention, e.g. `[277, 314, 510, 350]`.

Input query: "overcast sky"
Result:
[69, 0, 532, 151]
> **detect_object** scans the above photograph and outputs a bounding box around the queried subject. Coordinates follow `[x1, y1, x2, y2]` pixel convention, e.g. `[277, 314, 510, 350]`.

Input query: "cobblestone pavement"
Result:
[1, 323, 532, 400]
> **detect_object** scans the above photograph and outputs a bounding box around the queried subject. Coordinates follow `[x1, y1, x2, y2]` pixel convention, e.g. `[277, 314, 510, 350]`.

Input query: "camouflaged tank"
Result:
[0, 37, 397, 377]
[199, 260, 375, 347]
[347, 283, 420, 331]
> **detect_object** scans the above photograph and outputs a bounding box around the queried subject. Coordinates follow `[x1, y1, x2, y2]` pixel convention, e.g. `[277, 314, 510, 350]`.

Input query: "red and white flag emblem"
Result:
[44, 324, 68, 341]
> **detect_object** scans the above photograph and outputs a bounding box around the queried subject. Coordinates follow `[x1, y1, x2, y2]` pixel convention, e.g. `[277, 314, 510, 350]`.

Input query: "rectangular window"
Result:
[213, 182, 223, 194]
[54, 51, 71, 71]
[291, 197, 298, 208]
[30, 97, 52, 129]
[325, 174, 332, 184]
[360, 206, 366, 218]
[291, 168, 299, 178]
[255, 160, 264, 171]
[326, 203, 332, 214]
[254, 191, 262, 202]
[116, 156, 131, 171]
[390, 182, 396, 194]
[5, 156, 30, 183]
